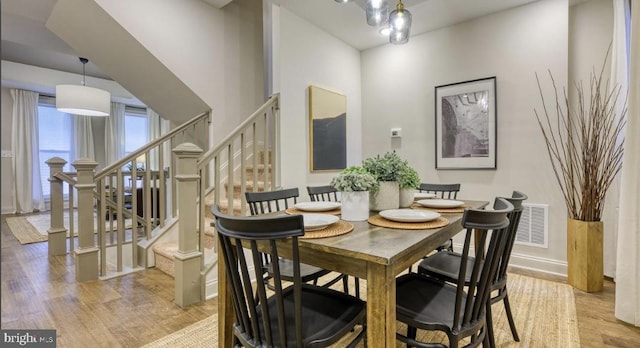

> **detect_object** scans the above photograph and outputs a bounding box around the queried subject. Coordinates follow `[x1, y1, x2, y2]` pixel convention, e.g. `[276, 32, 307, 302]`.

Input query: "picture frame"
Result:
[308, 85, 347, 172]
[434, 76, 497, 170]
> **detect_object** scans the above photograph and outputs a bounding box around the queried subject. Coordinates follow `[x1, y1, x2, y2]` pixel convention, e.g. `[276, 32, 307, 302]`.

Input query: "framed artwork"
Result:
[434, 77, 497, 170]
[309, 85, 347, 172]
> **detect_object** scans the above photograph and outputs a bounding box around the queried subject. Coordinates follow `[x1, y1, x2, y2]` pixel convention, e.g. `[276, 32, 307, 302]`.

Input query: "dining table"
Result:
[217, 199, 489, 348]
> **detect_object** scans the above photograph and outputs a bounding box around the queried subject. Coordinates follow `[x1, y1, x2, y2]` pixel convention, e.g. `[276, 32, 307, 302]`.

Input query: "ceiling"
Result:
[2, 0, 582, 82]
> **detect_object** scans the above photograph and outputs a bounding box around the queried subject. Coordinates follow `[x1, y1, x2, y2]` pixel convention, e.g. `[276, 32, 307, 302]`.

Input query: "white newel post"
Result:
[46, 157, 68, 256]
[173, 143, 204, 307]
[72, 158, 100, 282]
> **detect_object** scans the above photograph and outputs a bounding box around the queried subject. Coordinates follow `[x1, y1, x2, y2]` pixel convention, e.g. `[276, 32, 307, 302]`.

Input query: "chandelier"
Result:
[335, 0, 412, 45]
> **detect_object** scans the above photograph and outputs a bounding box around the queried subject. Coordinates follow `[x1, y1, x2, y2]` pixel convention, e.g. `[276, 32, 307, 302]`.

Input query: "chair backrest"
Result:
[245, 188, 299, 215]
[306, 185, 339, 202]
[494, 191, 528, 285]
[452, 197, 513, 335]
[419, 183, 461, 199]
[212, 205, 306, 347]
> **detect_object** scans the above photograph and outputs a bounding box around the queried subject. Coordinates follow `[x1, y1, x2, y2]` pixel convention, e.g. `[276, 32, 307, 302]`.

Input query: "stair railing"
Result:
[191, 93, 280, 302]
[47, 110, 211, 281]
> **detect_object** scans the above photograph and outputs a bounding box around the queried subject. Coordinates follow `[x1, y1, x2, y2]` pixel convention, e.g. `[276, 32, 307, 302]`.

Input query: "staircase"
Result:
[46, 93, 280, 306]
[152, 155, 272, 281]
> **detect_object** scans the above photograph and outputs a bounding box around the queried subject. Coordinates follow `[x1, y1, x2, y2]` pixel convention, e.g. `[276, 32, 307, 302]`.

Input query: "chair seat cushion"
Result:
[418, 250, 476, 284]
[257, 284, 366, 346]
[396, 273, 467, 331]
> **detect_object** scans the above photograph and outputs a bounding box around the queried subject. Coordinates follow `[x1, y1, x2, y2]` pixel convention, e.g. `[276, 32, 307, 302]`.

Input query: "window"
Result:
[124, 107, 149, 156]
[38, 100, 73, 197]
[37, 98, 149, 198]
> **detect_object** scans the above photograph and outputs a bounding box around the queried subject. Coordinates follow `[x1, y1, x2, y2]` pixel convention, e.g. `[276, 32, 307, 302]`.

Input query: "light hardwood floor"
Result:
[1, 213, 639, 347]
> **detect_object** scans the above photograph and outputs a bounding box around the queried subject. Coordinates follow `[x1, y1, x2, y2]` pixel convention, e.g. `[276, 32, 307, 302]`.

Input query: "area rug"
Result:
[141, 273, 580, 347]
[5, 216, 48, 244]
[5, 213, 132, 245]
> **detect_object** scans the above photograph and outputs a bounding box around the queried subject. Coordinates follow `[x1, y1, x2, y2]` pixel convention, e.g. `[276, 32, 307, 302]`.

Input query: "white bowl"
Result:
[379, 209, 441, 222]
[415, 199, 465, 208]
[295, 201, 341, 212]
[302, 213, 339, 231]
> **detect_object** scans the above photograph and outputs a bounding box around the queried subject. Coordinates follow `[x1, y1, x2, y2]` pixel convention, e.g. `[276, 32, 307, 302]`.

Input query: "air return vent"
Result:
[515, 203, 548, 248]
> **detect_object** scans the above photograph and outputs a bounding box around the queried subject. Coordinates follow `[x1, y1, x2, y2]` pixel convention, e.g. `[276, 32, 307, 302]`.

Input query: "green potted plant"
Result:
[330, 166, 378, 221]
[398, 164, 420, 208]
[362, 151, 406, 211]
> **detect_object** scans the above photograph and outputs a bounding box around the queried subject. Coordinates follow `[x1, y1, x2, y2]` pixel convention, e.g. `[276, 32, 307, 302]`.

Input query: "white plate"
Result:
[302, 214, 339, 231]
[414, 192, 437, 200]
[379, 209, 441, 222]
[416, 199, 465, 208]
[294, 201, 341, 212]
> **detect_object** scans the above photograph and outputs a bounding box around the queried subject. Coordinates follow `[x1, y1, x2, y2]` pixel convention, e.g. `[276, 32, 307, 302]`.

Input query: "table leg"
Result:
[218, 242, 234, 348]
[366, 262, 396, 348]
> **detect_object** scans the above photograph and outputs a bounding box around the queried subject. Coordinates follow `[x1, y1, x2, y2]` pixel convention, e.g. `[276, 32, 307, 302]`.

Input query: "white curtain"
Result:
[104, 102, 126, 165]
[604, 0, 632, 278]
[10, 89, 45, 213]
[72, 115, 95, 160]
[615, 0, 639, 327]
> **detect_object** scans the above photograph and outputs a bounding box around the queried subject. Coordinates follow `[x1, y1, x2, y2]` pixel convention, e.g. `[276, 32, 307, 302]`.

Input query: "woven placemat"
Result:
[368, 215, 449, 230]
[301, 220, 354, 239]
[285, 207, 341, 216]
[410, 202, 468, 214]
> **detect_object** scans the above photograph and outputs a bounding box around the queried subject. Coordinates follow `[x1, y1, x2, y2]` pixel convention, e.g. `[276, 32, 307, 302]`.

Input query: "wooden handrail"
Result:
[96, 110, 210, 181]
[197, 94, 279, 169]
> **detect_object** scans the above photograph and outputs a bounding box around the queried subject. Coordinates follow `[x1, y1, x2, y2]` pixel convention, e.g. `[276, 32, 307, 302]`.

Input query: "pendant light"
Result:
[56, 57, 110, 116]
[389, 0, 412, 44]
[365, 0, 390, 26]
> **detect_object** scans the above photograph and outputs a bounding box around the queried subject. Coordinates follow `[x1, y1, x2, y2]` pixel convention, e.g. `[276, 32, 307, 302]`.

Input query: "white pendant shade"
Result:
[56, 84, 110, 116]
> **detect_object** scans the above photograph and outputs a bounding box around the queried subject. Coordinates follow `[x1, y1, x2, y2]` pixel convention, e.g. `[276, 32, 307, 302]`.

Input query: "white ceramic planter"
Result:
[341, 191, 370, 221]
[369, 181, 400, 211]
[399, 188, 415, 208]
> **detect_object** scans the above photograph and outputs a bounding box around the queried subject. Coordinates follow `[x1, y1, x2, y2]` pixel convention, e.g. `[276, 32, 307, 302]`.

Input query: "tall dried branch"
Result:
[534, 57, 626, 222]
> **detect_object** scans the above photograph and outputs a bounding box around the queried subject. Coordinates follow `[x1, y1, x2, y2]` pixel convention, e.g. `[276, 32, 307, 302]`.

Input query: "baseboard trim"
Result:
[509, 252, 568, 277]
[453, 242, 567, 277]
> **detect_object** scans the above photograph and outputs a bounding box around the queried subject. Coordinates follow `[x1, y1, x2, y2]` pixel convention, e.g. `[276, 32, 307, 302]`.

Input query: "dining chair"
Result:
[395, 197, 513, 348]
[306, 185, 339, 202]
[212, 205, 366, 347]
[418, 183, 462, 253]
[417, 191, 528, 347]
[245, 188, 350, 294]
[418, 183, 461, 199]
[306, 185, 360, 298]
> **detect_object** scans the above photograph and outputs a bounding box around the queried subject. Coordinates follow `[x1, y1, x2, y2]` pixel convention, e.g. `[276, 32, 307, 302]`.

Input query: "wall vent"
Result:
[515, 203, 548, 248]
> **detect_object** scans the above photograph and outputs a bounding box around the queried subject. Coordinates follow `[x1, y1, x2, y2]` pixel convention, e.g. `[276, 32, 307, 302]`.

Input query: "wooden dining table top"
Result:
[217, 199, 490, 348]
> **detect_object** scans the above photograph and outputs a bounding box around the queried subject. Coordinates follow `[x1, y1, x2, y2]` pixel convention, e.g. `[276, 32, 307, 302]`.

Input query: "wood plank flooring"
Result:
[2, 212, 639, 347]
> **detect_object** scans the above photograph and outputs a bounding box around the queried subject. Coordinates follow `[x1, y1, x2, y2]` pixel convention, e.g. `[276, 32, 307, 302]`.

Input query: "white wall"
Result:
[95, 0, 265, 141]
[360, 0, 569, 274]
[569, 0, 615, 276]
[276, 6, 362, 199]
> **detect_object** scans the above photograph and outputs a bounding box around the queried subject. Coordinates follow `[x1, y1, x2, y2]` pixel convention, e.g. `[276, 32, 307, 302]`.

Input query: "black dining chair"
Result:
[396, 197, 514, 348]
[419, 183, 461, 253]
[245, 188, 351, 295]
[419, 183, 461, 199]
[417, 191, 528, 348]
[306, 185, 360, 298]
[212, 205, 366, 347]
[306, 185, 339, 202]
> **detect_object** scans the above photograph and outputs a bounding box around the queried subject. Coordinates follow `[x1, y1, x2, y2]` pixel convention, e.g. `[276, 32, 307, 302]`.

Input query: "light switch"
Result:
[391, 128, 402, 138]
[1, 150, 13, 158]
